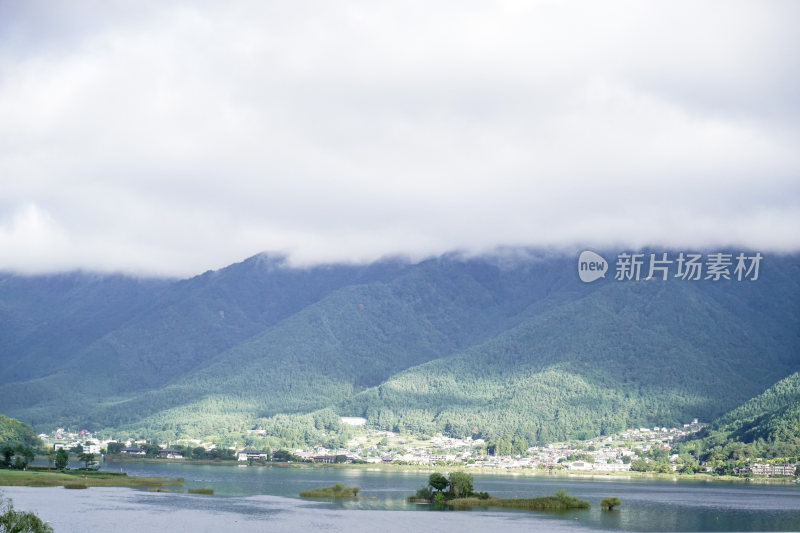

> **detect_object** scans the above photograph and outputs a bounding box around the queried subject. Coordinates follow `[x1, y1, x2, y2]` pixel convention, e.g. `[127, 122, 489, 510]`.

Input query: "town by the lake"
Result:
[35, 418, 797, 480]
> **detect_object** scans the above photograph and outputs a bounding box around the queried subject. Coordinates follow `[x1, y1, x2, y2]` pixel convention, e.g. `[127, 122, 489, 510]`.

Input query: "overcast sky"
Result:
[1, 1, 798, 277]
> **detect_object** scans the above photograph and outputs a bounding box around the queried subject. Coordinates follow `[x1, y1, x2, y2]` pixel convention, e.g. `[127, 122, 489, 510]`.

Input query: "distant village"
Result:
[39, 418, 796, 478]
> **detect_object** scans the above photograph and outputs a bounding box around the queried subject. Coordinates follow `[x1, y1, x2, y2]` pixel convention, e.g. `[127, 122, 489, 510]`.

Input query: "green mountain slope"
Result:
[0, 273, 169, 384]
[708, 372, 800, 443]
[0, 415, 41, 449]
[0, 255, 407, 425]
[675, 372, 800, 468]
[63, 255, 578, 437]
[340, 277, 800, 443]
[0, 250, 797, 445]
[66, 255, 408, 392]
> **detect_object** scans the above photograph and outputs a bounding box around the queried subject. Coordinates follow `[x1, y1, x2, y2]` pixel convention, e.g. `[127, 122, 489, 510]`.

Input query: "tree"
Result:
[71, 444, 84, 454]
[601, 497, 621, 511]
[47, 449, 58, 469]
[272, 449, 295, 462]
[448, 472, 474, 498]
[511, 436, 529, 456]
[13, 446, 34, 470]
[1, 446, 14, 468]
[78, 452, 97, 469]
[630, 458, 648, 472]
[55, 448, 69, 470]
[656, 462, 673, 474]
[428, 472, 449, 492]
[648, 447, 668, 461]
[142, 444, 161, 457]
[106, 442, 124, 455]
[205, 447, 234, 461]
[488, 437, 513, 456]
[414, 486, 433, 500]
[0, 497, 53, 533]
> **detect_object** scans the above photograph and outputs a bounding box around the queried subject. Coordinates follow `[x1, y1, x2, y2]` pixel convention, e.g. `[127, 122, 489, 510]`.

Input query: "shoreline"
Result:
[0, 469, 183, 489]
[99, 457, 797, 484]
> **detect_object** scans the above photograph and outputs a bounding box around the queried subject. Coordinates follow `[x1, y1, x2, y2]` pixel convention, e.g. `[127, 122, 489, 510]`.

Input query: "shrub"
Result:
[0, 498, 53, 533]
[300, 484, 360, 498]
[602, 497, 621, 511]
[428, 473, 449, 492]
[446, 491, 590, 510]
[448, 472, 474, 498]
[415, 486, 433, 500]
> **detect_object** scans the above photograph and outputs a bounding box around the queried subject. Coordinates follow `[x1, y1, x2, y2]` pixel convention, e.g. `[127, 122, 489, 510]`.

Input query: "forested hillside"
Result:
[0, 273, 169, 384]
[340, 274, 800, 444]
[0, 255, 406, 426]
[0, 250, 798, 445]
[675, 372, 800, 469]
[707, 372, 800, 444]
[0, 415, 41, 449]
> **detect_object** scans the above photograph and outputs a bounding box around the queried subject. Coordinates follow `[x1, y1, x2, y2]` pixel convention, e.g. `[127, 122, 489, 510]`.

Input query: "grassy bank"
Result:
[448, 490, 590, 511]
[300, 483, 360, 498]
[0, 469, 183, 488]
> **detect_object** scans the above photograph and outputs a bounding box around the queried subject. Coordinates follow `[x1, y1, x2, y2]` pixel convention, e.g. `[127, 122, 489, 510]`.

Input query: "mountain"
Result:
[340, 265, 800, 443]
[675, 371, 800, 468]
[0, 250, 798, 445]
[0, 272, 169, 384]
[706, 371, 800, 444]
[0, 255, 406, 427]
[0, 415, 41, 449]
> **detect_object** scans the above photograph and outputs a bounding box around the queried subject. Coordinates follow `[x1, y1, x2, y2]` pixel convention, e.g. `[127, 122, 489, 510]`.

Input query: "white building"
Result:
[238, 450, 268, 461]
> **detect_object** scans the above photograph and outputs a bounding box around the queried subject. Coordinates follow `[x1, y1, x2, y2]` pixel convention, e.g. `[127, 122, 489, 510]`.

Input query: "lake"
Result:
[2, 462, 799, 532]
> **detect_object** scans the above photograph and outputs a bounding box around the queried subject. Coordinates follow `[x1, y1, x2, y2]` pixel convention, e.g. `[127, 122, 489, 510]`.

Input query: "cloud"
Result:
[0, 1, 798, 277]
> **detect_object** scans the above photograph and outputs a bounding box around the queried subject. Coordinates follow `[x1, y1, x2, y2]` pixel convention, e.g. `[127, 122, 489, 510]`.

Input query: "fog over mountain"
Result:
[1, 1, 799, 277]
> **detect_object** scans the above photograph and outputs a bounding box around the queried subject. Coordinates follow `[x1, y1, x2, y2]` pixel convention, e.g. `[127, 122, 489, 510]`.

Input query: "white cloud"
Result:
[0, 1, 798, 276]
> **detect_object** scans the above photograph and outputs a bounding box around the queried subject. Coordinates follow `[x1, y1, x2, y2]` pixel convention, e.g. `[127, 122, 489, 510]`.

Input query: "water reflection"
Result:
[14, 461, 798, 532]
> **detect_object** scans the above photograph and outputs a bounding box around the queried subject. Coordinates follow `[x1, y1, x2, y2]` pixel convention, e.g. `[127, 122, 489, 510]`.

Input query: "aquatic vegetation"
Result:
[0, 469, 182, 488]
[300, 483, 360, 498]
[449, 489, 590, 510]
[602, 497, 622, 510]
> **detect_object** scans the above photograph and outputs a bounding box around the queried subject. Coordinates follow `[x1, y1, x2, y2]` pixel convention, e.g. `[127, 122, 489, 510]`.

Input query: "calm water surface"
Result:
[3, 462, 799, 532]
